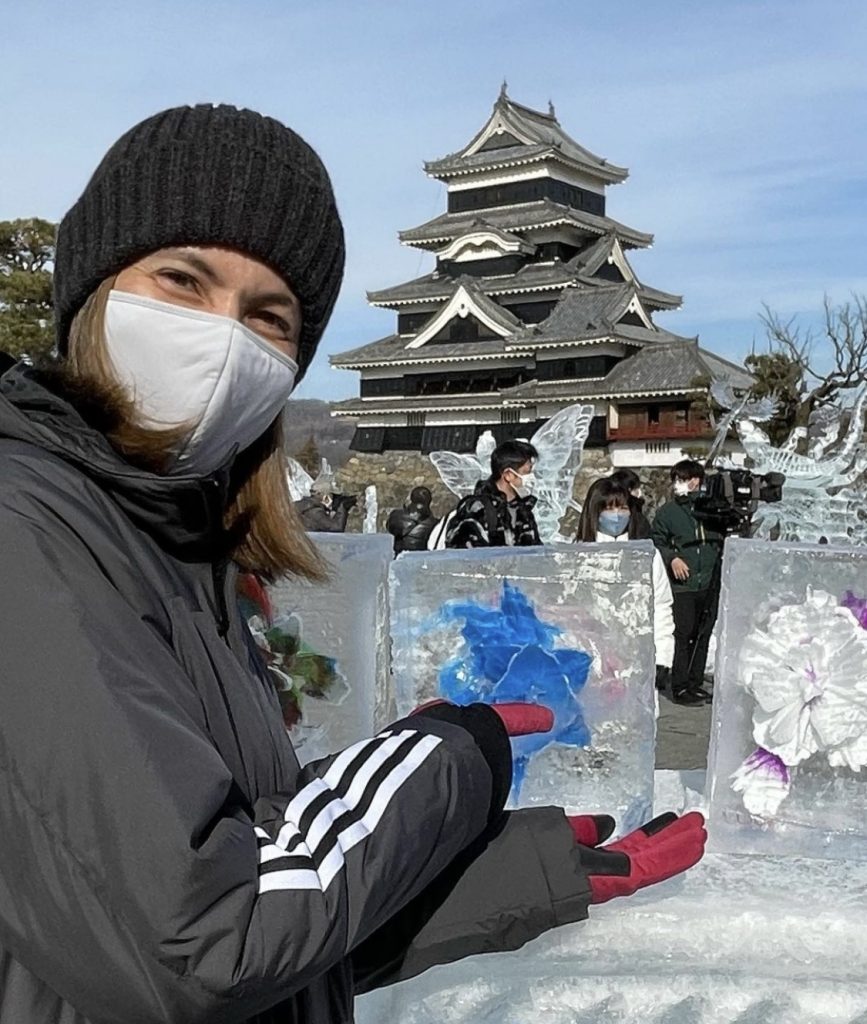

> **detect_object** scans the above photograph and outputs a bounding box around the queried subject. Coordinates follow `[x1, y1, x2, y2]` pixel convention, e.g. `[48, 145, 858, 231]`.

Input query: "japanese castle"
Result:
[332, 87, 751, 466]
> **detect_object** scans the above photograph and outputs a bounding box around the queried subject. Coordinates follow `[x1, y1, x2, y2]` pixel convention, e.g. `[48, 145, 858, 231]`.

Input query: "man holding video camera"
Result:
[295, 477, 357, 532]
[651, 459, 725, 706]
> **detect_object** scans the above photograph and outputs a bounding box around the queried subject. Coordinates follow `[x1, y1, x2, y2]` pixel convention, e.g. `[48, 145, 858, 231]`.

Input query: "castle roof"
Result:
[367, 240, 681, 312]
[399, 199, 652, 251]
[425, 90, 628, 185]
[332, 341, 752, 416]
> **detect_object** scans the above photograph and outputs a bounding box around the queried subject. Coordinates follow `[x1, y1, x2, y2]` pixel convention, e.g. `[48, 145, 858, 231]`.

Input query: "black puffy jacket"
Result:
[386, 505, 437, 554]
[0, 364, 590, 1024]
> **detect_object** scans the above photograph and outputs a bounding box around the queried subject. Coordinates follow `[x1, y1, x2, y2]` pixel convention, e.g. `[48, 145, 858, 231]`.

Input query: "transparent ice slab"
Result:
[389, 543, 657, 834]
[265, 533, 393, 764]
[707, 538, 867, 860]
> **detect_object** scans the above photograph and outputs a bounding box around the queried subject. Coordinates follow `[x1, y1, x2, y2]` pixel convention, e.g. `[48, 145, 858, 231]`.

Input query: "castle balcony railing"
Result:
[609, 422, 712, 442]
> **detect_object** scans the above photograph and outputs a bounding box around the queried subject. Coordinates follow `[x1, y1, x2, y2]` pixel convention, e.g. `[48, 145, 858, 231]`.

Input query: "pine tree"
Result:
[294, 433, 321, 476]
[0, 218, 56, 360]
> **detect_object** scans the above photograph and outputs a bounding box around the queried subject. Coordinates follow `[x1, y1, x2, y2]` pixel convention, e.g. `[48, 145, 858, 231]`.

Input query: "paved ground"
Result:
[655, 690, 713, 770]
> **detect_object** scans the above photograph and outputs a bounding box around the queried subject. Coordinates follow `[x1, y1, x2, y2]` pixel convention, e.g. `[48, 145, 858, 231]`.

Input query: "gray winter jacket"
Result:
[0, 365, 591, 1024]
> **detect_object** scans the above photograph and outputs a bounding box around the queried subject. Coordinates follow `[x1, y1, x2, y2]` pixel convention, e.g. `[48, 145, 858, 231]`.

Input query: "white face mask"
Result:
[513, 469, 537, 500]
[673, 480, 691, 497]
[104, 291, 298, 476]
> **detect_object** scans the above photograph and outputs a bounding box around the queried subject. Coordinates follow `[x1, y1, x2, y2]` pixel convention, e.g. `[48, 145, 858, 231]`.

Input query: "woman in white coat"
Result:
[575, 478, 675, 690]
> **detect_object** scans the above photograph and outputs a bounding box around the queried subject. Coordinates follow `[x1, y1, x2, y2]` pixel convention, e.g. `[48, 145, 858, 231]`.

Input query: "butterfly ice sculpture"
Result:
[429, 403, 595, 542]
[286, 456, 315, 501]
[705, 379, 778, 467]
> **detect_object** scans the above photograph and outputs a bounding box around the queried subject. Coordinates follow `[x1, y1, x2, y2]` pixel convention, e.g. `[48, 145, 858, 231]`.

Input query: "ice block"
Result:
[389, 543, 657, 833]
[260, 532, 393, 764]
[707, 537, 867, 859]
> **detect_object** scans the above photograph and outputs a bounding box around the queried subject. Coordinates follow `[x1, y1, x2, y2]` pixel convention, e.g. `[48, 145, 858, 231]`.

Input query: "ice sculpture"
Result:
[704, 379, 778, 465]
[707, 537, 867, 859]
[286, 455, 314, 501]
[362, 484, 378, 534]
[257, 533, 393, 763]
[389, 543, 656, 830]
[721, 386, 867, 544]
[428, 403, 594, 542]
[356, 770, 867, 1024]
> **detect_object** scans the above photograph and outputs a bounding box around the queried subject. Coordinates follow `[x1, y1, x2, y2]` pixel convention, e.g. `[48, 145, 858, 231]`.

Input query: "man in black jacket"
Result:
[652, 459, 724, 705]
[387, 486, 438, 554]
[445, 439, 542, 549]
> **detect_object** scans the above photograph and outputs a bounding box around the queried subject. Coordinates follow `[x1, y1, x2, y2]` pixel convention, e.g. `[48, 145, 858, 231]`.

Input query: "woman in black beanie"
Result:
[0, 105, 704, 1024]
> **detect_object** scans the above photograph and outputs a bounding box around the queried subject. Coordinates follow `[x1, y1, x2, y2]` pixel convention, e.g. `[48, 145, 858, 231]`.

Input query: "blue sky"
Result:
[2, 0, 865, 399]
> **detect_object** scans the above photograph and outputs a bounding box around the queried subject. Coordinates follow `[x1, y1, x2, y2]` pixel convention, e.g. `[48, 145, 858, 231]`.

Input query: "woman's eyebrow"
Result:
[161, 249, 221, 283]
[254, 289, 299, 308]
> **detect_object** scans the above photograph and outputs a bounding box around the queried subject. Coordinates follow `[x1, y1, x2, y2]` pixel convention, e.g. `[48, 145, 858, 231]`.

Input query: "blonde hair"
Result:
[66, 279, 328, 582]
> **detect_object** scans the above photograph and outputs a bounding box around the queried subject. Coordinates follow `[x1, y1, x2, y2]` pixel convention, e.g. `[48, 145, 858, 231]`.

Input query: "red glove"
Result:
[412, 699, 554, 737]
[578, 811, 707, 904]
[566, 813, 616, 847]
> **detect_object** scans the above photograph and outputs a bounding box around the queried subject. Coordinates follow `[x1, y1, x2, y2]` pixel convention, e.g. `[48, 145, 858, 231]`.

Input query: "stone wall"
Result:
[335, 448, 628, 535]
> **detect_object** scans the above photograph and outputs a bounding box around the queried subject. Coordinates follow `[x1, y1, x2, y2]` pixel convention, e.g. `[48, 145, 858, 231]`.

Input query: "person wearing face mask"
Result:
[651, 459, 725, 705]
[575, 479, 674, 690]
[608, 467, 652, 539]
[0, 105, 706, 1024]
[444, 438, 543, 548]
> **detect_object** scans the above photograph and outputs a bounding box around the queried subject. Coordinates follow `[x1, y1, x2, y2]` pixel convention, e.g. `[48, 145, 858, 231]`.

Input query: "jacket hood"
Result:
[0, 362, 231, 560]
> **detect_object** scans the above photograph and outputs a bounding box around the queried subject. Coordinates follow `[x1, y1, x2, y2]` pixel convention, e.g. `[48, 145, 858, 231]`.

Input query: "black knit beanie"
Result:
[53, 104, 345, 383]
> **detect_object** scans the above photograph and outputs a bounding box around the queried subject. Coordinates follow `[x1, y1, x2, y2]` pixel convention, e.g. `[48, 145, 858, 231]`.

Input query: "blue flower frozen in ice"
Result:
[438, 580, 592, 798]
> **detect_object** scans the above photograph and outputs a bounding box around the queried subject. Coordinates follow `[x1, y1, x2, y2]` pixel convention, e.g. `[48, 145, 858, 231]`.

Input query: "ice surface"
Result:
[707, 538, 867, 859]
[732, 388, 867, 545]
[363, 484, 378, 534]
[389, 543, 656, 832]
[263, 533, 393, 764]
[285, 455, 314, 500]
[357, 769, 867, 1024]
[428, 403, 594, 542]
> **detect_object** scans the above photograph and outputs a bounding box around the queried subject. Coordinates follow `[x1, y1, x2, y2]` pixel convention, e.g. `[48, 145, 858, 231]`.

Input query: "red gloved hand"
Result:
[578, 811, 707, 904]
[412, 699, 554, 737]
[566, 813, 616, 847]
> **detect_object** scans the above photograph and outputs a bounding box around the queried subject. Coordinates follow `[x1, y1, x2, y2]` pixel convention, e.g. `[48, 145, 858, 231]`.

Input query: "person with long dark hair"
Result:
[609, 467, 652, 539]
[576, 478, 674, 687]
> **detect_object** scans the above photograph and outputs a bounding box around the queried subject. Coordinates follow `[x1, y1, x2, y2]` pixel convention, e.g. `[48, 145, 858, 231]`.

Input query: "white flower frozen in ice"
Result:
[732, 589, 867, 816]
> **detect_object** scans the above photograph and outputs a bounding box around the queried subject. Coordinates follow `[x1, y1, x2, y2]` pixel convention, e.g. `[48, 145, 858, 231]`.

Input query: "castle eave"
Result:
[424, 146, 627, 184]
[399, 201, 653, 251]
[333, 348, 536, 370]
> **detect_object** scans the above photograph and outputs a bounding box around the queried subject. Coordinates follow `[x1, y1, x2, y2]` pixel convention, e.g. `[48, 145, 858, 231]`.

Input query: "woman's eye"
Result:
[158, 269, 197, 290]
[253, 311, 292, 337]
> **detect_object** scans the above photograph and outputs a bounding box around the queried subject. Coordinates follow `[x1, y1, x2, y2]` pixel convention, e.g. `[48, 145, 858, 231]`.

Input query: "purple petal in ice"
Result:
[744, 747, 790, 784]
[841, 592, 867, 630]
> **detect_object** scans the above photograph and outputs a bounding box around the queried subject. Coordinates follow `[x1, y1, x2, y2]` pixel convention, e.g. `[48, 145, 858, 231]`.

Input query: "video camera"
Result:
[330, 492, 358, 512]
[692, 468, 785, 537]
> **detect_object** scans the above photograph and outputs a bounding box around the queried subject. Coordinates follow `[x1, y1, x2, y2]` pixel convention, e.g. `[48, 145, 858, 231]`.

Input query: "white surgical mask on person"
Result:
[104, 290, 298, 476]
[673, 480, 691, 497]
[513, 470, 537, 500]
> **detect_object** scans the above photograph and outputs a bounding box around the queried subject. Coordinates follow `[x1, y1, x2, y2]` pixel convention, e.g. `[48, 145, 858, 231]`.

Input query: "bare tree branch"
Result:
[759, 295, 867, 424]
